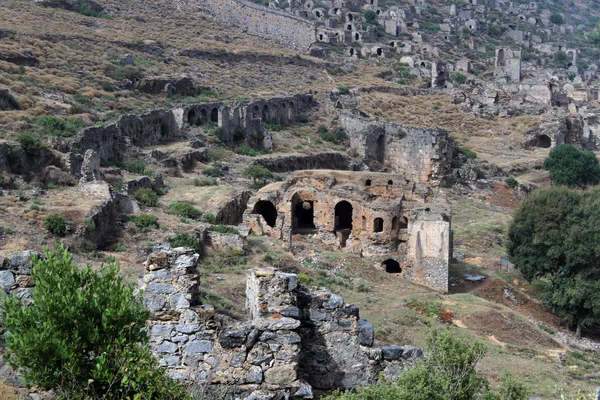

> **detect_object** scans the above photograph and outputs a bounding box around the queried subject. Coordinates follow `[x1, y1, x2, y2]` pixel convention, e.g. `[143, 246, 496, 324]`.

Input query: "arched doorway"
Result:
[262, 105, 270, 122]
[292, 193, 316, 232]
[373, 218, 383, 233]
[398, 217, 408, 229]
[253, 201, 277, 228]
[187, 109, 197, 125]
[210, 108, 218, 123]
[392, 216, 398, 231]
[200, 109, 208, 124]
[334, 201, 353, 231]
[535, 135, 551, 148]
[382, 259, 401, 273]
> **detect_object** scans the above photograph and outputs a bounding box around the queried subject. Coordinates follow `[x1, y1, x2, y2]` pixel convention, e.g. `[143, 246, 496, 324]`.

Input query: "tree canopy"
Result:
[542, 144, 600, 187]
[508, 187, 600, 336]
[1, 246, 189, 399]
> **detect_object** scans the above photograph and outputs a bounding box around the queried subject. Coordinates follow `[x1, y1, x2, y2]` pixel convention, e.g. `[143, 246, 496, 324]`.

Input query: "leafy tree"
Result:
[16, 131, 44, 156]
[452, 72, 467, 85]
[1, 246, 190, 399]
[550, 12, 564, 25]
[542, 144, 600, 186]
[587, 23, 600, 46]
[44, 213, 67, 236]
[362, 9, 378, 24]
[243, 165, 273, 185]
[508, 187, 600, 336]
[134, 188, 159, 206]
[325, 328, 528, 400]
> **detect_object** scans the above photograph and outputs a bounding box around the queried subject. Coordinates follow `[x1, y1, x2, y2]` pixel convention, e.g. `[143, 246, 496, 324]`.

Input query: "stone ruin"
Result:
[243, 170, 451, 292]
[140, 247, 422, 399]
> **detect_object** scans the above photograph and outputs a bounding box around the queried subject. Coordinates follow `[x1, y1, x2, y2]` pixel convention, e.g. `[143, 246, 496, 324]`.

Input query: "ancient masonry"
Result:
[243, 170, 451, 292]
[140, 248, 422, 398]
[67, 93, 314, 162]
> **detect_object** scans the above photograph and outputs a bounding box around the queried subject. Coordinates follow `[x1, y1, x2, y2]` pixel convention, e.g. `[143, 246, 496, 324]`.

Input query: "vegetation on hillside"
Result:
[542, 145, 600, 187]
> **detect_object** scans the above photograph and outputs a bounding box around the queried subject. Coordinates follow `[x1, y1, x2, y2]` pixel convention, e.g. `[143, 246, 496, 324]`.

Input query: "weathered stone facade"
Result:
[339, 112, 455, 186]
[196, 0, 317, 51]
[243, 170, 451, 291]
[141, 248, 422, 398]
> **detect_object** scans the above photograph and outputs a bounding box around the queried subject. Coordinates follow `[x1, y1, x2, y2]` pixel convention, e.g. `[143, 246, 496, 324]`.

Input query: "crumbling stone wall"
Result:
[251, 151, 361, 172]
[140, 248, 422, 398]
[196, 0, 317, 51]
[243, 170, 451, 291]
[339, 113, 455, 186]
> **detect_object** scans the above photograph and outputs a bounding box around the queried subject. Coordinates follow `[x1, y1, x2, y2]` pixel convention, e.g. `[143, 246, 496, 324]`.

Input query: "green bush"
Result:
[169, 202, 202, 219]
[423, 23, 440, 31]
[318, 125, 329, 134]
[169, 232, 200, 251]
[297, 115, 310, 123]
[1, 246, 189, 399]
[242, 165, 273, 185]
[321, 129, 347, 144]
[105, 64, 144, 82]
[550, 12, 564, 25]
[132, 214, 159, 229]
[452, 72, 467, 85]
[337, 85, 350, 95]
[83, 217, 95, 230]
[203, 212, 216, 224]
[16, 132, 44, 156]
[326, 328, 528, 400]
[362, 9, 378, 24]
[45, 214, 67, 236]
[459, 147, 477, 159]
[203, 166, 224, 177]
[542, 144, 600, 187]
[133, 188, 158, 207]
[234, 145, 261, 157]
[209, 225, 238, 234]
[36, 116, 87, 138]
[193, 177, 218, 186]
[123, 161, 147, 174]
[505, 177, 518, 189]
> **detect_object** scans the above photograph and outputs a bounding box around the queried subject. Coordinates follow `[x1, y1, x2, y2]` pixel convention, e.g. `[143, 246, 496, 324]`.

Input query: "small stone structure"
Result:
[243, 170, 451, 291]
[0, 88, 19, 111]
[494, 48, 522, 83]
[141, 248, 422, 398]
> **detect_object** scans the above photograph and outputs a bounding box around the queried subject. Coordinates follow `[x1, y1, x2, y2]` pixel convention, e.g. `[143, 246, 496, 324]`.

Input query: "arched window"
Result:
[373, 218, 383, 233]
[210, 108, 218, 123]
[187, 109, 197, 125]
[334, 201, 353, 231]
[252, 200, 277, 228]
[365, 179, 372, 186]
[391, 216, 398, 231]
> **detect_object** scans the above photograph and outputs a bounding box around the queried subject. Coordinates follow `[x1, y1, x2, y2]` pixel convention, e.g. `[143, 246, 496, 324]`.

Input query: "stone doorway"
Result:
[253, 200, 277, 228]
[382, 259, 401, 273]
[334, 201, 353, 247]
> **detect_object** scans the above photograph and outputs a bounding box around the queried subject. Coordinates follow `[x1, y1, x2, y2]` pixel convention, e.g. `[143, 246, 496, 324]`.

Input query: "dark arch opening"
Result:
[536, 135, 551, 148]
[374, 217, 383, 233]
[292, 196, 316, 231]
[365, 179, 372, 186]
[398, 217, 408, 229]
[200, 109, 208, 123]
[350, 48, 355, 56]
[376, 134, 385, 162]
[355, 33, 360, 40]
[420, 62, 426, 67]
[319, 34, 324, 41]
[252, 105, 259, 119]
[389, 41, 395, 47]
[362, 216, 366, 230]
[316, 11, 321, 17]
[348, 13, 353, 21]
[347, 24, 353, 31]
[253, 200, 277, 228]
[392, 216, 398, 231]
[497, 49, 506, 67]
[335, 201, 353, 231]
[210, 108, 218, 123]
[376, 48, 383, 56]
[388, 180, 393, 185]
[376, 9, 380, 15]
[187, 109, 197, 125]
[383, 259, 401, 273]
[262, 104, 269, 122]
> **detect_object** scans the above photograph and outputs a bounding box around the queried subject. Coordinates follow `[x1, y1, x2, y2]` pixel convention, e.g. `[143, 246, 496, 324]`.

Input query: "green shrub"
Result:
[203, 166, 224, 177]
[234, 145, 261, 157]
[242, 165, 273, 185]
[133, 188, 158, 207]
[169, 232, 200, 251]
[505, 177, 518, 189]
[83, 217, 95, 230]
[35, 116, 87, 138]
[453, 72, 467, 85]
[132, 214, 159, 229]
[123, 161, 147, 174]
[297, 115, 310, 123]
[169, 202, 202, 219]
[105, 64, 144, 82]
[209, 225, 238, 234]
[16, 132, 44, 156]
[1, 246, 189, 399]
[203, 212, 216, 224]
[212, 127, 228, 142]
[45, 214, 67, 236]
[337, 85, 350, 95]
[321, 129, 347, 144]
[550, 12, 564, 25]
[459, 147, 477, 159]
[193, 177, 218, 186]
[542, 144, 600, 186]
[423, 22, 441, 31]
[362, 9, 378, 24]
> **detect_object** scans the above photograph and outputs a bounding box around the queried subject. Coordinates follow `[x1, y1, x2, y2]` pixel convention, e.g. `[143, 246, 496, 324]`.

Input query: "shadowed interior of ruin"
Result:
[253, 200, 277, 227]
[334, 201, 353, 231]
[535, 134, 551, 148]
[374, 217, 383, 233]
[383, 259, 401, 273]
[293, 200, 316, 232]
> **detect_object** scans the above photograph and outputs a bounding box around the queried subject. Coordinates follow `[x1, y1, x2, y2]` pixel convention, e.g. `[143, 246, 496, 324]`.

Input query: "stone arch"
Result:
[349, 48, 355, 56]
[210, 108, 218, 123]
[348, 13, 353, 21]
[292, 192, 316, 231]
[253, 200, 277, 228]
[373, 217, 383, 233]
[376, 9, 381, 15]
[200, 109, 208, 123]
[365, 179, 372, 186]
[347, 24, 353, 31]
[252, 105, 260, 119]
[391, 216, 398, 231]
[535, 134, 551, 148]
[362, 216, 366, 230]
[187, 109, 197, 125]
[262, 104, 270, 122]
[376, 48, 383, 56]
[334, 201, 353, 231]
[319, 33, 324, 41]
[376, 134, 385, 162]
[288, 101, 296, 120]
[382, 259, 401, 273]
[388, 180, 393, 185]
[497, 49, 506, 67]
[354, 32, 360, 41]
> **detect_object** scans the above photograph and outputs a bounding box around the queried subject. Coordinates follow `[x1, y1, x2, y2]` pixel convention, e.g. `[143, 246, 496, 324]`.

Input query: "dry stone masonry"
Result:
[140, 247, 422, 398]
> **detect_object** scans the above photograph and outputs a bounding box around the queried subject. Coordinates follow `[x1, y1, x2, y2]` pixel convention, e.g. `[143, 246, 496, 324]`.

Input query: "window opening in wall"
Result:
[376, 48, 383, 56]
[210, 108, 218, 123]
[253, 201, 277, 228]
[376, 134, 385, 162]
[536, 134, 551, 148]
[382, 259, 401, 273]
[388, 180, 393, 185]
[374, 217, 383, 233]
[187, 110, 197, 125]
[355, 33, 360, 40]
[348, 13, 353, 21]
[319, 34, 324, 41]
[348, 24, 353, 31]
[365, 179, 372, 186]
[362, 216, 366, 230]
[200, 109, 208, 123]
[391, 216, 398, 231]
[334, 201, 353, 231]
[262, 105, 269, 122]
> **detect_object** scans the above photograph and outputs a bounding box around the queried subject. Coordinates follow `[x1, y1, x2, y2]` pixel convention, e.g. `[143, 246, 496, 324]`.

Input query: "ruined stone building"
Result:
[243, 170, 451, 292]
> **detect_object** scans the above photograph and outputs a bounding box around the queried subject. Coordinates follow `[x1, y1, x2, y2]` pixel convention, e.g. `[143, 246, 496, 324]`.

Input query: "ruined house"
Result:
[243, 170, 451, 291]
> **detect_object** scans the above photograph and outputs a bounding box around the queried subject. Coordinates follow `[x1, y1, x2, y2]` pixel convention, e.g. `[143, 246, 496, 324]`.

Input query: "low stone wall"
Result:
[252, 151, 361, 172]
[196, 0, 316, 52]
[140, 248, 422, 398]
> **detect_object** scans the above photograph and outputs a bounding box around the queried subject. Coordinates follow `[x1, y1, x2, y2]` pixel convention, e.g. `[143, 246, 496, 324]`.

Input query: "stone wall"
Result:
[140, 248, 422, 398]
[251, 151, 362, 172]
[339, 113, 455, 186]
[196, 0, 317, 52]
